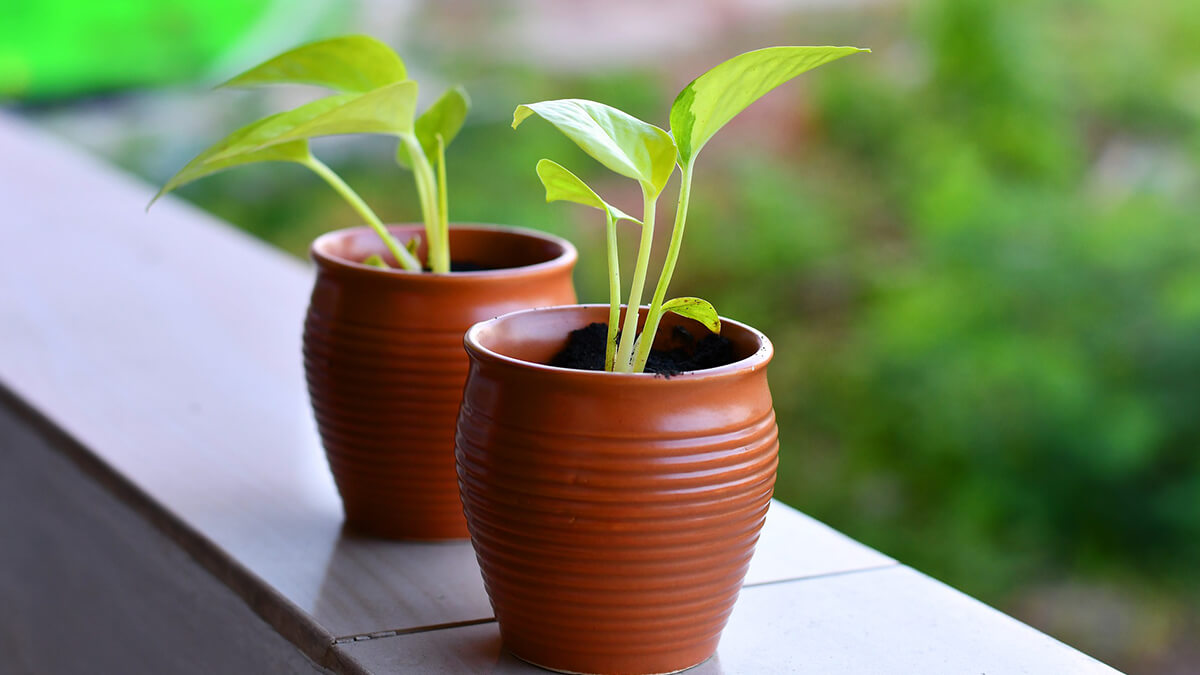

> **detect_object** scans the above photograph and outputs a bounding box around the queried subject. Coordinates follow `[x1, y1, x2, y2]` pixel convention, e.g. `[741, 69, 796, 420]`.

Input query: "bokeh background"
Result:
[5, 0, 1198, 671]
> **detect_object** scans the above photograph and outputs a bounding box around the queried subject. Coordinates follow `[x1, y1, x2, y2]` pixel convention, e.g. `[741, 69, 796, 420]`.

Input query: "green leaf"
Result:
[405, 237, 419, 257]
[209, 81, 419, 161]
[513, 99, 676, 196]
[362, 254, 389, 269]
[534, 159, 639, 224]
[396, 86, 471, 169]
[670, 46, 869, 163]
[149, 111, 314, 207]
[218, 35, 407, 93]
[662, 297, 721, 334]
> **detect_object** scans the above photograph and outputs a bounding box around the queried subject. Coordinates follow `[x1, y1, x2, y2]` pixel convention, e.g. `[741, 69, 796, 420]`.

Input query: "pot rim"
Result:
[464, 304, 774, 382]
[310, 223, 578, 281]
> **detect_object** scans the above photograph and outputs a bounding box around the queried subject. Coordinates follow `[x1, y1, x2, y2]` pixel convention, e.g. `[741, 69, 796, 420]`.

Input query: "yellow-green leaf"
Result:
[362, 254, 389, 269]
[209, 81, 419, 161]
[219, 35, 407, 93]
[396, 86, 471, 169]
[670, 46, 869, 164]
[513, 99, 676, 197]
[148, 110, 315, 207]
[662, 297, 721, 334]
[535, 159, 638, 224]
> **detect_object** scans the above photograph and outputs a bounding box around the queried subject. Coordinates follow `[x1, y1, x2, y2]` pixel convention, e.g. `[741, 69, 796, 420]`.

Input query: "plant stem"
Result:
[303, 156, 422, 271]
[613, 190, 657, 372]
[604, 212, 621, 371]
[401, 134, 448, 273]
[435, 134, 450, 273]
[632, 162, 695, 372]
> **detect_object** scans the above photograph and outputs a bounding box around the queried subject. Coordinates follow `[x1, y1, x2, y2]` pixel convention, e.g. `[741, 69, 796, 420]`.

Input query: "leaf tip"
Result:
[454, 84, 472, 109]
[146, 185, 173, 211]
[512, 105, 533, 130]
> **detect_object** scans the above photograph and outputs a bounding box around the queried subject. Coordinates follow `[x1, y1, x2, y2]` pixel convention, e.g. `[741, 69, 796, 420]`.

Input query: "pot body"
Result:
[304, 225, 577, 539]
[456, 305, 779, 674]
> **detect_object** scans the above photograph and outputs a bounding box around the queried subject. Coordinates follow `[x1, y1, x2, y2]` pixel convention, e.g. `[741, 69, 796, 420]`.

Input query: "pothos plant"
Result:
[149, 35, 469, 273]
[515, 46, 868, 373]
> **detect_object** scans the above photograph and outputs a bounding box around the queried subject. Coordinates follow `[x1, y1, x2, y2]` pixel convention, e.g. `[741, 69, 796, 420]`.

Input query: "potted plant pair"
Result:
[455, 46, 868, 674]
[151, 35, 577, 539]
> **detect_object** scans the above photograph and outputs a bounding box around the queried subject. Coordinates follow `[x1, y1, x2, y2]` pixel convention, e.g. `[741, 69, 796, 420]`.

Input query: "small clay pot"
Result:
[304, 225, 577, 539]
[456, 305, 779, 675]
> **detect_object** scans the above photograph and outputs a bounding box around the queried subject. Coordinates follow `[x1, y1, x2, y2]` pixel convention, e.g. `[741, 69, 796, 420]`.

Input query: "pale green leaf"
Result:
[405, 237, 419, 256]
[209, 81, 419, 161]
[396, 86, 471, 168]
[513, 99, 676, 196]
[662, 297, 721, 334]
[534, 159, 638, 224]
[670, 46, 869, 163]
[219, 35, 406, 93]
[148, 111, 314, 207]
[362, 254, 389, 269]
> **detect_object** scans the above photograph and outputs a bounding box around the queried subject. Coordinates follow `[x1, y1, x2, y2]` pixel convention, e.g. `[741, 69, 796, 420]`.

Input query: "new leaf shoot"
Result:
[152, 35, 472, 274]
[517, 45, 868, 373]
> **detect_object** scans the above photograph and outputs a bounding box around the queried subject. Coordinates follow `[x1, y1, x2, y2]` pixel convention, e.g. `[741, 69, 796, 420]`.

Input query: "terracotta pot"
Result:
[456, 305, 779, 675]
[304, 225, 577, 539]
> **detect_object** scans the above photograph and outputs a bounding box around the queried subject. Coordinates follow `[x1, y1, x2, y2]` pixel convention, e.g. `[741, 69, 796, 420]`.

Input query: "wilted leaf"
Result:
[662, 297, 721, 333]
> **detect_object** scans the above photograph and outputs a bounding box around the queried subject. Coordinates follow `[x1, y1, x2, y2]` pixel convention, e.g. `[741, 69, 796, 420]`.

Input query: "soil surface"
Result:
[427, 261, 492, 272]
[550, 322, 736, 376]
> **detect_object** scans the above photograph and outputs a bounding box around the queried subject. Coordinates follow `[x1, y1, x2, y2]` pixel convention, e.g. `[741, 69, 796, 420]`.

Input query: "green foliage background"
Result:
[800, 0, 1200, 598]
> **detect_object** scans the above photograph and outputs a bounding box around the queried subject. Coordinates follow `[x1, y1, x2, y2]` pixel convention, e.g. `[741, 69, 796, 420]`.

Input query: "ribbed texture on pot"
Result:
[304, 225, 576, 540]
[457, 305, 778, 675]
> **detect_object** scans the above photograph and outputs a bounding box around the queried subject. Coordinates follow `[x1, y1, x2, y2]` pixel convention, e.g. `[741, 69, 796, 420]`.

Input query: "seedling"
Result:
[149, 35, 470, 273]
[515, 46, 868, 373]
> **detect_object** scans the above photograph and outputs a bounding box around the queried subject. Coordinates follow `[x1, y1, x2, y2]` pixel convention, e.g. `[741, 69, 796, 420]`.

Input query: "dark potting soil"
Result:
[550, 322, 737, 376]
[425, 261, 493, 272]
[365, 257, 494, 272]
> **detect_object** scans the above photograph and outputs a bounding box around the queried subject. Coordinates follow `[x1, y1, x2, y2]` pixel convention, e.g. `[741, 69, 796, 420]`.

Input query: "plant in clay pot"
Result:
[150, 35, 577, 539]
[455, 46, 867, 674]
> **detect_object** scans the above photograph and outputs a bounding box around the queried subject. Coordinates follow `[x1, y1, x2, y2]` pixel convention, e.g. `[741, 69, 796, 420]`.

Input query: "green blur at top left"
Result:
[0, 0, 306, 100]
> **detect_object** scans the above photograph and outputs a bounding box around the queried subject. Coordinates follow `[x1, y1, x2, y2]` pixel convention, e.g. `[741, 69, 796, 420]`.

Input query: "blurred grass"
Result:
[121, 0, 1200, 670]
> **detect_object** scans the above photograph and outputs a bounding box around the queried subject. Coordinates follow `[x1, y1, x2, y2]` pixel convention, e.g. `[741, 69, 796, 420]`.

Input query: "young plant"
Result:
[515, 46, 868, 373]
[149, 35, 470, 273]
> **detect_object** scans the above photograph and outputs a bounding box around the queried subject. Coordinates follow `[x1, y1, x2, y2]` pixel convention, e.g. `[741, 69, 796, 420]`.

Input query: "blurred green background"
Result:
[5, 0, 1198, 671]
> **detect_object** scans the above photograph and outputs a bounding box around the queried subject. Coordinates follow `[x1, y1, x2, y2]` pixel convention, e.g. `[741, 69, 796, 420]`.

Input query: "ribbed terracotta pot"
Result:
[456, 305, 779, 675]
[304, 224, 577, 539]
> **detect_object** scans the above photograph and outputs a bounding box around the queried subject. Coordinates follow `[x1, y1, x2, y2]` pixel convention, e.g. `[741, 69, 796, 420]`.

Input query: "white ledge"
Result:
[0, 112, 1121, 674]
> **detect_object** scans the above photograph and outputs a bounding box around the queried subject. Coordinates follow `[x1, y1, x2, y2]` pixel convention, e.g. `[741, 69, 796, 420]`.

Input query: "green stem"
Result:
[604, 212, 621, 371]
[632, 162, 695, 372]
[401, 134, 447, 273]
[435, 134, 450, 273]
[303, 156, 422, 271]
[613, 189, 657, 373]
